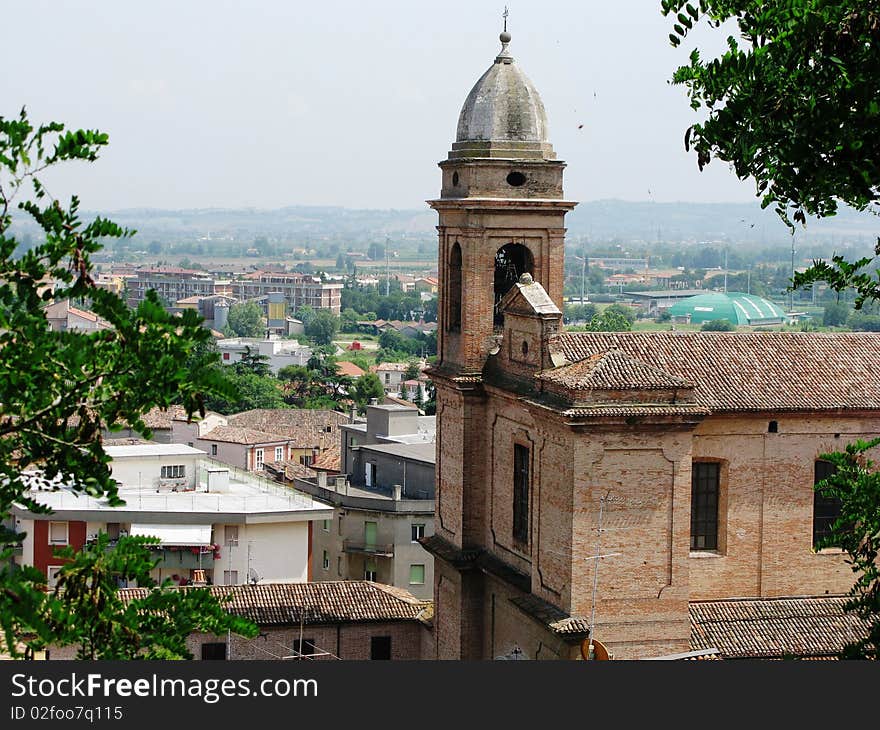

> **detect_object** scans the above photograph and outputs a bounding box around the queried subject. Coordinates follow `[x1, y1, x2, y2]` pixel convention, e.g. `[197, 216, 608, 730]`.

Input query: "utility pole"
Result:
[790, 235, 796, 312]
[385, 237, 391, 297]
[724, 247, 728, 294]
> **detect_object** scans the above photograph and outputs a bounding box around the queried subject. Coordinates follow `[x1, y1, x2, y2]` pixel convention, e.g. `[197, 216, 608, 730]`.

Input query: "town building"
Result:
[127, 268, 342, 316]
[624, 289, 708, 315]
[666, 291, 787, 326]
[9, 443, 332, 588]
[44, 582, 433, 660]
[422, 28, 879, 660]
[175, 409, 347, 472]
[233, 271, 342, 315]
[44, 299, 111, 333]
[217, 336, 313, 374]
[282, 405, 437, 600]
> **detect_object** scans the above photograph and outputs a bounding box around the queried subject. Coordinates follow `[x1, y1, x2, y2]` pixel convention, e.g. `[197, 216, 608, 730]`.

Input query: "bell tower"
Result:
[429, 29, 577, 377]
[425, 26, 577, 659]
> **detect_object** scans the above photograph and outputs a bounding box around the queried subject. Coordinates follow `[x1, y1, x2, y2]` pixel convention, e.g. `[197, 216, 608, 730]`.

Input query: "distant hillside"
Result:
[63, 200, 879, 246]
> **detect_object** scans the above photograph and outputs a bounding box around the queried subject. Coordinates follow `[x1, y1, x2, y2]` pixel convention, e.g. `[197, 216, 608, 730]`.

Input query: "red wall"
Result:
[33, 520, 87, 577]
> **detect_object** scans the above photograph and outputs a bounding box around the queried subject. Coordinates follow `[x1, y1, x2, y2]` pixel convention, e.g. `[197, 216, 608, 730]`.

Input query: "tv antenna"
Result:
[584, 490, 621, 660]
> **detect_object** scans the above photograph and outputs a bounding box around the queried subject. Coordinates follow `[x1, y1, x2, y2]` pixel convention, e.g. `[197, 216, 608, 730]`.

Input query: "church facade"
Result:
[422, 30, 880, 659]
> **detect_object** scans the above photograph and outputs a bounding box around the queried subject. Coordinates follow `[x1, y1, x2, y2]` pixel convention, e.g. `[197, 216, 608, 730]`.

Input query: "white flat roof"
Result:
[105, 443, 206, 459]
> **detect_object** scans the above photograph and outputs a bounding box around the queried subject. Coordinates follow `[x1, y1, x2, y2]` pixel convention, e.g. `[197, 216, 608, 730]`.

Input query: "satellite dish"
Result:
[248, 568, 261, 585]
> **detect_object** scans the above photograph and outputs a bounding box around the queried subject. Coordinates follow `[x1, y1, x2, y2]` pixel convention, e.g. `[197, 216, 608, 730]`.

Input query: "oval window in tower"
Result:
[452, 171, 460, 187]
[506, 171, 527, 187]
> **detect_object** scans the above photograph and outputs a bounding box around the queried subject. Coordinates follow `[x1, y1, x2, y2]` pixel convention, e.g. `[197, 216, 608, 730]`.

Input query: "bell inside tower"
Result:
[494, 243, 533, 325]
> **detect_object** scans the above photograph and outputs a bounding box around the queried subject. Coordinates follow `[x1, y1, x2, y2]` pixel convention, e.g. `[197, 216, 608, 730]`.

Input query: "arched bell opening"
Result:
[494, 243, 533, 326]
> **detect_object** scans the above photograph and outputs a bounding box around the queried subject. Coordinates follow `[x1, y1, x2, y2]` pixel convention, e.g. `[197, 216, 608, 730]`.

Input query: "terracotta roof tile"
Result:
[141, 405, 191, 430]
[225, 409, 347, 446]
[552, 331, 880, 413]
[200, 425, 287, 445]
[690, 596, 870, 658]
[117, 581, 429, 625]
[311, 446, 341, 472]
[537, 348, 691, 391]
[336, 361, 366, 378]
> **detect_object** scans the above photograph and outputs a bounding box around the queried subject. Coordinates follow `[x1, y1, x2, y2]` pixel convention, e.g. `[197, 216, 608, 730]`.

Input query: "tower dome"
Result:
[450, 32, 555, 161]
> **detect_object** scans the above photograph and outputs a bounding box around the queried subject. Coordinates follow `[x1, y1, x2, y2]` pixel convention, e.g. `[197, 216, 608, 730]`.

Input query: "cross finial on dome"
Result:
[497, 7, 513, 62]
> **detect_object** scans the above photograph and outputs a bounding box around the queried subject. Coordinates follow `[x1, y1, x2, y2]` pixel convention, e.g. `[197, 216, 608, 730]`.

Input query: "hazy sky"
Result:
[1, 1, 756, 211]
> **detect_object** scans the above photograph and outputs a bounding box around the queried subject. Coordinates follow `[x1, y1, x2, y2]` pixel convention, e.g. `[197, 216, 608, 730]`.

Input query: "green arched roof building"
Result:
[667, 292, 786, 326]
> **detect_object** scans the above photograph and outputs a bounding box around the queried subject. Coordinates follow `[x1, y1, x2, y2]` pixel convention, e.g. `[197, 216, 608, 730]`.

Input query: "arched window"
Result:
[494, 243, 533, 326]
[447, 242, 462, 332]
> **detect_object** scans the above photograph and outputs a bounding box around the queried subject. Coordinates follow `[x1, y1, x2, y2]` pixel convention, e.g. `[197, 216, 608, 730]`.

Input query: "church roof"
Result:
[550, 331, 880, 413]
[536, 348, 691, 391]
[450, 32, 555, 161]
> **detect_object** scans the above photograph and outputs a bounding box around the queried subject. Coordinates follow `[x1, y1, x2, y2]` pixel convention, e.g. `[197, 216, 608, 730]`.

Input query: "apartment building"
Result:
[9, 443, 332, 587]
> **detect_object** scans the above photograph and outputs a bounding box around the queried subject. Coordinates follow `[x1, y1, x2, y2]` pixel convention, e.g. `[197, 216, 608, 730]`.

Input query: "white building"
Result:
[217, 337, 312, 374]
[10, 443, 333, 588]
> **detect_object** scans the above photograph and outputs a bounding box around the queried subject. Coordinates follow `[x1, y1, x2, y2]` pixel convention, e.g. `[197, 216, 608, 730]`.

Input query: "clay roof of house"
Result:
[373, 362, 410, 372]
[550, 331, 880, 413]
[263, 460, 316, 480]
[141, 405, 192, 430]
[117, 581, 431, 626]
[225, 409, 347, 446]
[336, 361, 366, 378]
[311, 446, 341, 472]
[200, 425, 287, 445]
[690, 596, 870, 659]
[537, 349, 692, 391]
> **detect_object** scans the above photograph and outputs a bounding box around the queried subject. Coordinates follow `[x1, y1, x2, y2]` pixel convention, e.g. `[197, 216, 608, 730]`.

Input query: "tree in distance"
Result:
[226, 301, 265, 338]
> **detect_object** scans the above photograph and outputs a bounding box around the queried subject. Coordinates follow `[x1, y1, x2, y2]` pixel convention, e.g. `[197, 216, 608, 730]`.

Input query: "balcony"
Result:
[152, 546, 218, 571]
[342, 539, 394, 557]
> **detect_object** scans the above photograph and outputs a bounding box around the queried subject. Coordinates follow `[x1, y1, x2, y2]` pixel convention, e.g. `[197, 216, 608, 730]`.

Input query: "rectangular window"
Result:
[201, 642, 227, 660]
[409, 564, 425, 585]
[222, 353, 230, 361]
[338, 515, 343, 535]
[364, 558, 377, 582]
[365, 462, 375, 487]
[106, 523, 120, 540]
[813, 460, 842, 548]
[322, 519, 330, 532]
[513, 444, 530, 544]
[691, 462, 720, 551]
[293, 638, 315, 658]
[47, 565, 63, 588]
[337, 556, 343, 576]
[300, 454, 313, 467]
[225, 525, 239, 547]
[254, 448, 264, 470]
[49, 521, 68, 545]
[370, 636, 391, 660]
[364, 521, 377, 549]
[322, 550, 330, 570]
[411, 523, 425, 542]
[211, 444, 218, 456]
[223, 570, 238, 585]
[161, 464, 185, 479]
[275, 446, 283, 462]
